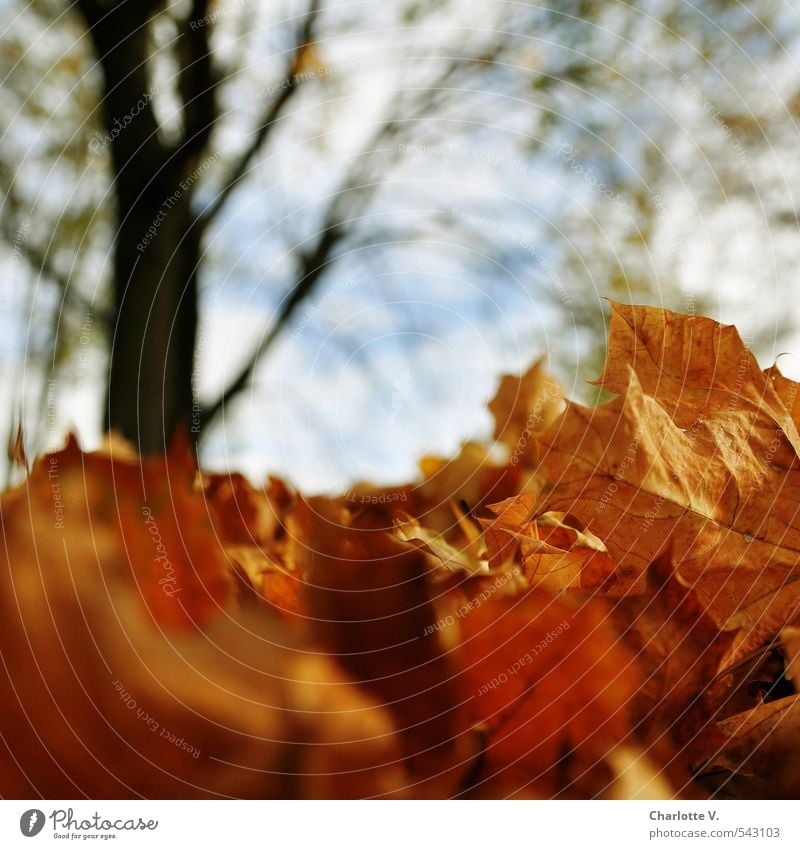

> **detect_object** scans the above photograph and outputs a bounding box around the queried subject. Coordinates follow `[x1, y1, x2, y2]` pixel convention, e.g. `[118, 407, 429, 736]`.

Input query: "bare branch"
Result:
[199, 0, 322, 228]
[74, 0, 170, 185]
[197, 55, 472, 434]
[12, 236, 106, 324]
[197, 221, 340, 432]
[176, 0, 219, 171]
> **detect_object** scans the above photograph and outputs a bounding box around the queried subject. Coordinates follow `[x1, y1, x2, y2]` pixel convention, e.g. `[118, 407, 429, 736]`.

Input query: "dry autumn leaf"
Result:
[536, 303, 800, 635]
[700, 695, 800, 798]
[305, 502, 473, 792]
[0, 453, 406, 799]
[456, 588, 642, 797]
[489, 358, 563, 456]
[610, 551, 734, 747]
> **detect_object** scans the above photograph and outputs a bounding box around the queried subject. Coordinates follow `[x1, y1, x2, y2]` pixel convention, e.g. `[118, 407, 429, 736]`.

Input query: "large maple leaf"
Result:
[535, 302, 800, 635]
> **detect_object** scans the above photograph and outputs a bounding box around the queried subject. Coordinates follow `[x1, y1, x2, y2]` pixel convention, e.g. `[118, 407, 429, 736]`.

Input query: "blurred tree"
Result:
[1, 0, 799, 479]
[0, 0, 523, 455]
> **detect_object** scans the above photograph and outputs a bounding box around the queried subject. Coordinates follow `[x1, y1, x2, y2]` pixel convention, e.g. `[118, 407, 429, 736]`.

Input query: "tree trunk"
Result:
[78, 0, 326, 453]
[79, 0, 200, 455]
[107, 169, 199, 455]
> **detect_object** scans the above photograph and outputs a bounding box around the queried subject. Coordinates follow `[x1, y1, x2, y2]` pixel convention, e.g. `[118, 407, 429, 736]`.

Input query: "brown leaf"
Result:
[417, 441, 520, 530]
[701, 695, 800, 798]
[765, 365, 800, 432]
[457, 588, 640, 796]
[306, 502, 472, 789]
[537, 303, 800, 633]
[611, 552, 734, 744]
[393, 510, 487, 577]
[0, 455, 405, 799]
[595, 303, 799, 446]
[489, 359, 563, 455]
[205, 472, 293, 547]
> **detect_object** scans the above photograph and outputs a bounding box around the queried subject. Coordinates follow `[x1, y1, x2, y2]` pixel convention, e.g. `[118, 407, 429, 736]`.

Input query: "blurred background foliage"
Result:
[1, 0, 799, 488]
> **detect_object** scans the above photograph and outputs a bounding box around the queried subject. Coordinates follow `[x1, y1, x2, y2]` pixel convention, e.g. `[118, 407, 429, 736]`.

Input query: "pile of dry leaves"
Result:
[1, 303, 799, 799]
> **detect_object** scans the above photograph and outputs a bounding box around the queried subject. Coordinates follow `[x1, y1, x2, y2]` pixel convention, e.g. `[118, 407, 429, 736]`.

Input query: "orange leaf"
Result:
[458, 589, 639, 795]
[537, 303, 800, 632]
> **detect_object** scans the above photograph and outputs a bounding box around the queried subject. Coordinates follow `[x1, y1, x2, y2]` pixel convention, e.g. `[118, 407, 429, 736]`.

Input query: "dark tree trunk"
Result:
[76, 0, 328, 453]
[107, 170, 199, 454]
[79, 0, 202, 455]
